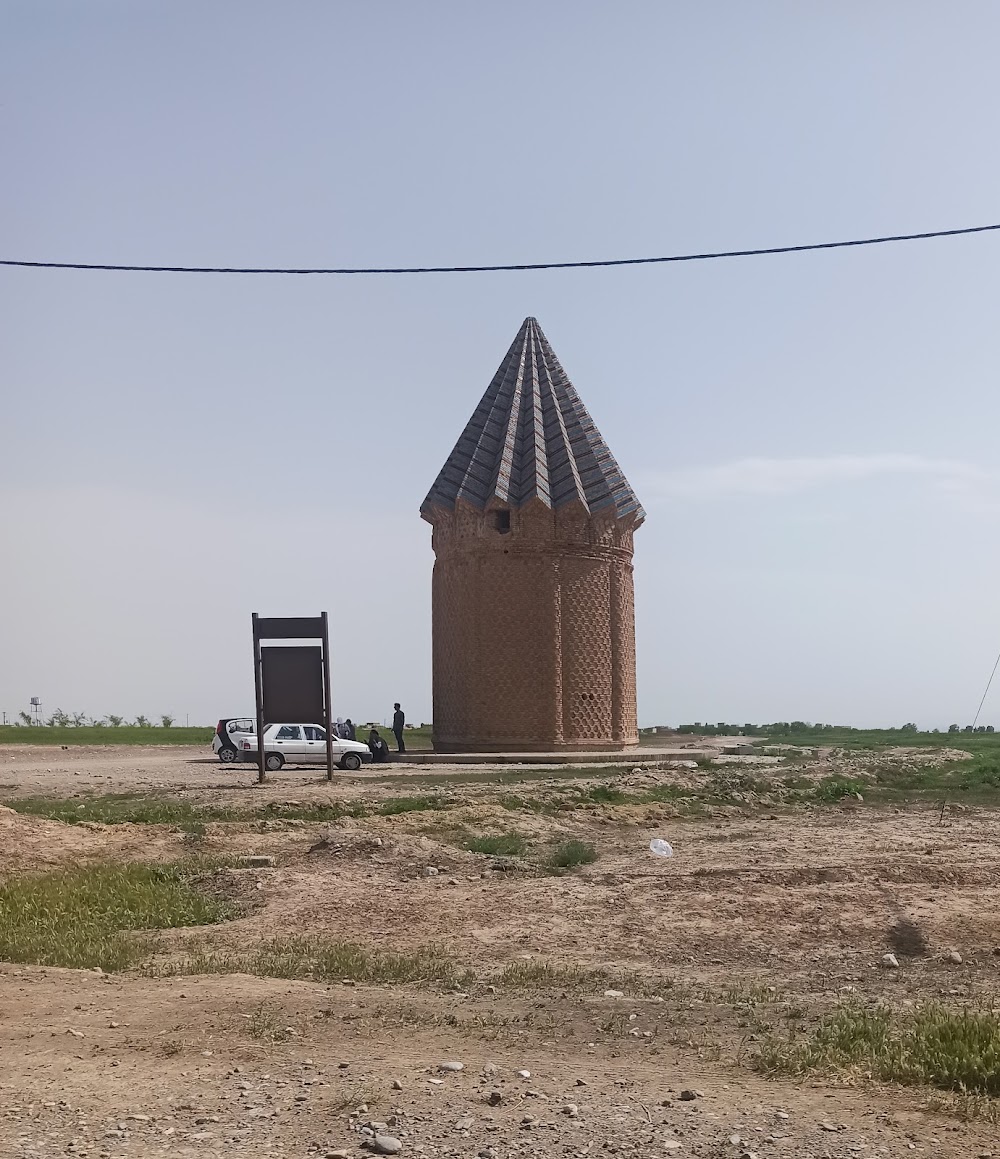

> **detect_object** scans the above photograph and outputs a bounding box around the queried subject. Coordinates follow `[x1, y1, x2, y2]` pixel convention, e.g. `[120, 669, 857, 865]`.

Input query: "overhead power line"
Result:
[1, 221, 998, 276]
[971, 647, 1000, 730]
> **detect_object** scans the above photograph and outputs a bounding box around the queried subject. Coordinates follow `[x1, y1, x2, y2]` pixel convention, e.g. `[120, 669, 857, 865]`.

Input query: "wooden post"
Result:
[252, 613, 266, 784]
[322, 611, 334, 781]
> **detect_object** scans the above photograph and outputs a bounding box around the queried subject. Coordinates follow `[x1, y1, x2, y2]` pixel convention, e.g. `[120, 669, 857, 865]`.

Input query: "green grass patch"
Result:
[255, 801, 368, 822]
[367, 766, 614, 789]
[495, 958, 672, 998]
[497, 959, 610, 990]
[809, 775, 866, 802]
[465, 832, 527, 856]
[959, 757, 1000, 789]
[0, 723, 434, 750]
[0, 862, 234, 971]
[7, 794, 228, 826]
[376, 795, 450, 816]
[356, 725, 433, 752]
[545, 839, 599, 871]
[759, 1003, 1000, 1095]
[0, 725, 213, 746]
[496, 959, 593, 987]
[642, 783, 690, 802]
[845, 755, 1000, 803]
[163, 936, 468, 986]
[498, 793, 555, 814]
[746, 727, 1000, 754]
[2, 792, 456, 827]
[585, 784, 628, 804]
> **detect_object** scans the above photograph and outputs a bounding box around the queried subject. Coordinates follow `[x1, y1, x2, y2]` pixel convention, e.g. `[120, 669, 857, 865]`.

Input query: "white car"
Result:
[239, 723, 371, 772]
[212, 717, 256, 763]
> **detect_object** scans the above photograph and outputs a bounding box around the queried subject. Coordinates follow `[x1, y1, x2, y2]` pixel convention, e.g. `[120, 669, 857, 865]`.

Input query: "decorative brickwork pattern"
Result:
[422, 320, 644, 753]
[559, 552, 613, 742]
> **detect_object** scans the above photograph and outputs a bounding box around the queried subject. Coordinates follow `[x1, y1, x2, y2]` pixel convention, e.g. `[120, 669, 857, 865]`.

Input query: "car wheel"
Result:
[218, 746, 238, 764]
[264, 753, 284, 772]
[340, 752, 362, 771]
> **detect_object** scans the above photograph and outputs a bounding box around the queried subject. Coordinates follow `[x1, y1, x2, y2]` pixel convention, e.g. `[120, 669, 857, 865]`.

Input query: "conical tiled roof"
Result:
[421, 318, 644, 522]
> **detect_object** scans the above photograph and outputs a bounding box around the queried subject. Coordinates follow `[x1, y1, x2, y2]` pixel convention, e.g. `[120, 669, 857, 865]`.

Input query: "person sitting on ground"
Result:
[368, 728, 390, 763]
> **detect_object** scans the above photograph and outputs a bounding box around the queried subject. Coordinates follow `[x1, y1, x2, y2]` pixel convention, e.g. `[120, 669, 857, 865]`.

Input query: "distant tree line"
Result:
[666, 722, 864, 736]
[647, 721, 996, 736]
[11, 710, 178, 728]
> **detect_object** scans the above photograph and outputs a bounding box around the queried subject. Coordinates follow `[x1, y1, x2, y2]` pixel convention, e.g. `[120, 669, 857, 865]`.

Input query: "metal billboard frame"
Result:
[251, 612, 334, 783]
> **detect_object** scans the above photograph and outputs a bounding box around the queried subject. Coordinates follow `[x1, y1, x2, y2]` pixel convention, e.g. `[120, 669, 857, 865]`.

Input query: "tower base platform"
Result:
[387, 745, 720, 766]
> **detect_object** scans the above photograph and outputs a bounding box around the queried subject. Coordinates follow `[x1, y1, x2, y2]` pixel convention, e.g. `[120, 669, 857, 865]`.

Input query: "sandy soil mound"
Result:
[0, 805, 102, 873]
[0, 807, 191, 875]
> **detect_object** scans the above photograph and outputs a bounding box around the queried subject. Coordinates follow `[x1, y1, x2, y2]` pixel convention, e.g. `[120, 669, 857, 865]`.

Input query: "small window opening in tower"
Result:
[494, 510, 511, 534]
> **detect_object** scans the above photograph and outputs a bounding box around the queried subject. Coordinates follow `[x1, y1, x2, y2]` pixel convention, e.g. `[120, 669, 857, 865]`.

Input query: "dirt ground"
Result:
[1, 744, 999, 1158]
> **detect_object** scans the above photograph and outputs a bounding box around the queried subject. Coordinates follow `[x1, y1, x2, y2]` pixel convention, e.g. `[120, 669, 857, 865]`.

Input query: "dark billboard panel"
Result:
[261, 645, 323, 724]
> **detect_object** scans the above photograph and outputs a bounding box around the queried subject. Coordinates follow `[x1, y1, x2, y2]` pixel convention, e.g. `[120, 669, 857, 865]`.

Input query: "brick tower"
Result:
[421, 318, 645, 753]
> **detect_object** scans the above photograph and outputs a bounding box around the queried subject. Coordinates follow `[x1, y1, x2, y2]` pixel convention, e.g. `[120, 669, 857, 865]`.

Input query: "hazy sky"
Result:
[4, 1, 1000, 730]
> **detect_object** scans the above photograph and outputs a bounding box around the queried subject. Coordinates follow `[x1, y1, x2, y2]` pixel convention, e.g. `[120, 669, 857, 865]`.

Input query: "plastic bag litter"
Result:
[649, 838, 673, 858]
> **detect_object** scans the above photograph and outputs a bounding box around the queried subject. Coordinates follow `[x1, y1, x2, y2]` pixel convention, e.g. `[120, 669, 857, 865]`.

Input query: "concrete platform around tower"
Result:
[388, 746, 721, 766]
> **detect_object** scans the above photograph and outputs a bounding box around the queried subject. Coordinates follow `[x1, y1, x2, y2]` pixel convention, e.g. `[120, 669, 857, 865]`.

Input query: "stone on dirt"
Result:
[371, 1135, 403, 1154]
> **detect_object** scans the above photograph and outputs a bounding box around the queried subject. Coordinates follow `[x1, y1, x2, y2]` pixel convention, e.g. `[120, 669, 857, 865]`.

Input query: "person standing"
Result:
[392, 702, 405, 753]
[344, 718, 356, 742]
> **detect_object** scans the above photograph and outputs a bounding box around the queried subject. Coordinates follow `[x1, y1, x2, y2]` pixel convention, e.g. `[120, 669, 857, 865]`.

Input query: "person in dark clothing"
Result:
[368, 728, 390, 763]
[344, 718, 356, 742]
[392, 703, 405, 753]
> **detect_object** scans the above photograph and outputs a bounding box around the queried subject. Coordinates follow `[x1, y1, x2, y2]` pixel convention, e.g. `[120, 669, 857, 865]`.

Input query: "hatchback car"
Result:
[239, 723, 371, 771]
[212, 718, 256, 763]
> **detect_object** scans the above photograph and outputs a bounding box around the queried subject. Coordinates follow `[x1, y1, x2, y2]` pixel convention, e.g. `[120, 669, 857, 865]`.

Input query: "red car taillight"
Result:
[243, 740, 250, 750]
[217, 720, 225, 736]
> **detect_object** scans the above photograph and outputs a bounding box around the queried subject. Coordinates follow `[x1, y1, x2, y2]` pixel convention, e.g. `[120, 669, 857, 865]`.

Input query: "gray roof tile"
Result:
[421, 318, 644, 521]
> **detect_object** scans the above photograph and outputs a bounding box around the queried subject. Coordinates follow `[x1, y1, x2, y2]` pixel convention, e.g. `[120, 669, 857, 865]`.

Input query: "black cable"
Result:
[971, 647, 1000, 730]
[1, 221, 998, 276]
